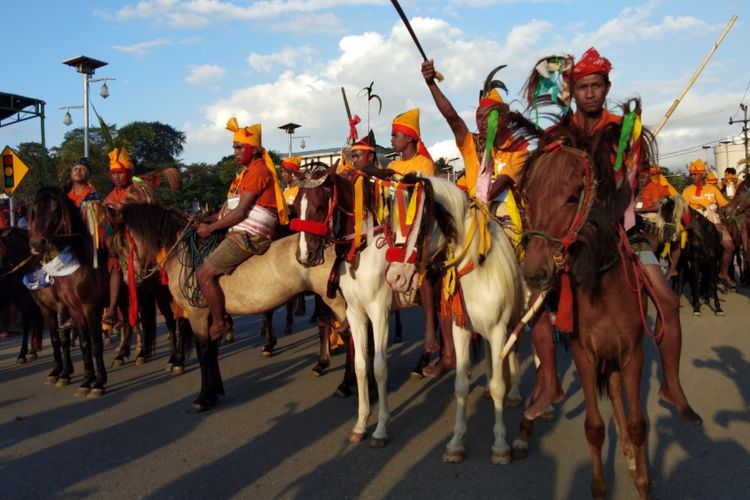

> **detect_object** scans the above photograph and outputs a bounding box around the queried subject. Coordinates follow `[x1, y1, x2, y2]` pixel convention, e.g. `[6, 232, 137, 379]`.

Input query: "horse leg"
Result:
[46, 317, 63, 384]
[607, 370, 636, 475]
[488, 326, 511, 465]
[572, 343, 608, 499]
[311, 320, 331, 377]
[393, 310, 403, 344]
[191, 338, 223, 412]
[688, 259, 701, 316]
[88, 308, 108, 398]
[504, 343, 523, 407]
[155, 285, 178, 370]
[623, 347, 651, 499]
[335, 331, 355, 398]
[112, 323, 132, 367]
[368, 309, 390, 448]
[261, 310, 276, 357]
[171, 317, 193, 375]
[443, 325, 471, 462]
[58, 326, 74, 386]
[75, 326, 95, 397]
[16, 322, 29, 364]
[348, 309, 371, 442]
[284, 299, 294, 335]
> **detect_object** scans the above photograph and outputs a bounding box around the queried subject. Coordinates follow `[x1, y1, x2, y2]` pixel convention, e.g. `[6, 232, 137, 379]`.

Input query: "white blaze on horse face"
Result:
[298, 192, 309, 264]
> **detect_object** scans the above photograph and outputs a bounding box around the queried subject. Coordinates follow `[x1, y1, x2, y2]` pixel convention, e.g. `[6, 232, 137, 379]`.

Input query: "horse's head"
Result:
[520, 145, 596, 290]
[725, 177, 750, 217]
[28, 187, 78, 255]
[291, 164, 339, 267]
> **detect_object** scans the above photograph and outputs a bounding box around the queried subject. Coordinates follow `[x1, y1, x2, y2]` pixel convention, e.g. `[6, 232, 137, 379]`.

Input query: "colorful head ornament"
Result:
[706, 170, 718, 184]
[109, 148, 134, 173]
[572, 47, 612, 81]
[689, 159, 707, 174]
[226, 117, 261, 147]
[351, 130, 377, 152]
[478, 65, 508, 109]
[281, 156, 302, 172]
[392, 108, 432, 161]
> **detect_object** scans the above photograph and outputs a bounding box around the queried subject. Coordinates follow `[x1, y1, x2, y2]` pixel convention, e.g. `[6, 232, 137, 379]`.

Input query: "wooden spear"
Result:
[652, 14, 737, 137]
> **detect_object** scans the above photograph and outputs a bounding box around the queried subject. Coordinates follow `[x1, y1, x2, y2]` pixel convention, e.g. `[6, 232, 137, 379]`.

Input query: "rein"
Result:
[0, 253, 35, 278]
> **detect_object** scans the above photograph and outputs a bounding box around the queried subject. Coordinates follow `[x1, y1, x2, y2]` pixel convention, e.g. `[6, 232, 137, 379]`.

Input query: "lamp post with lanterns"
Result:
[61, 55, 112, 158]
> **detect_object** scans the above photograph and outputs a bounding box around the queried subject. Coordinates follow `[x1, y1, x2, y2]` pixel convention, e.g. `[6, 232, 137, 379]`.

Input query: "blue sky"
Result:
[2, 0, 749, 173]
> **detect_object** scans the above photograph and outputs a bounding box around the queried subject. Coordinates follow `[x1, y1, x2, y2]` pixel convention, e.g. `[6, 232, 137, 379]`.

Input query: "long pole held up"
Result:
[653, 14, 737, 137]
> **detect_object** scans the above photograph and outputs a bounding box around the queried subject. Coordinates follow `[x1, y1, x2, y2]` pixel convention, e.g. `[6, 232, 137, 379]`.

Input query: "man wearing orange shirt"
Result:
[196, 118, 287, 341]
[67, 158, 99, 208]
[682, 159, 735, 286]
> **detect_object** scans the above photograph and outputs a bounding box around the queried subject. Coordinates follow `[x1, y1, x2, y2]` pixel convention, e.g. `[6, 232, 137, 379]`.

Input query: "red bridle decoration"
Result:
[290, 183, 338, 239]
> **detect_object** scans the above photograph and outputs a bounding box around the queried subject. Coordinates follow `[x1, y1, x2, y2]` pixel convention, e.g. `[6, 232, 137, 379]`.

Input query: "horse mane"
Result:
[33, 187, 92, 263]
[119, 203, 190, 264]
[407, 174, 462, 257]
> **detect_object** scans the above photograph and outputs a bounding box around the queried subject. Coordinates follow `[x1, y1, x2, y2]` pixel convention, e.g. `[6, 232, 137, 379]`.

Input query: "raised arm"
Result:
[422, 60, 470, 148]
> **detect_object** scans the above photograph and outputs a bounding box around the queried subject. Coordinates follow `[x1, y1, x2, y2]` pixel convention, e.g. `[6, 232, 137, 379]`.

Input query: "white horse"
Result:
[389, 175, 528, 463]
[294, 172, 526, 460]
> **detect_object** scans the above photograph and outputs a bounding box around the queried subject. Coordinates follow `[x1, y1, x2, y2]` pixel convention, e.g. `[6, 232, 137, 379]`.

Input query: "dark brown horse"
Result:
[723, 177, 750, 283]
[28, 187, 110, 397]
[521, 144, 651, 498]
[0, 227, 44, 363]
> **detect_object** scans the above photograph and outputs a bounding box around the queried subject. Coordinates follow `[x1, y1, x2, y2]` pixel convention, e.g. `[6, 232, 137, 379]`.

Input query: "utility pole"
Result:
[729, 103, 749, 173]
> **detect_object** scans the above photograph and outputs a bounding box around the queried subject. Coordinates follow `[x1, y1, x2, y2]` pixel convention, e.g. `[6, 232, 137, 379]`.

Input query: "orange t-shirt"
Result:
[457, 133, 528, 196]
[231, 158, 277, 210]
[68, 184, 96, 208]
[639, 179, 676, 209]
[571, 109, 623, 132]
[104, 185, 132, 207]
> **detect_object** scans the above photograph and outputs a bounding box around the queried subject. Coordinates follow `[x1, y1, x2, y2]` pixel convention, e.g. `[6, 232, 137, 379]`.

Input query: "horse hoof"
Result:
[261, 345, 273, 358]
[334, 385, 352, 398]
[87, 388, 105, 399]
[692, 311, 701, 317]
[369, 437, 388, 448]
[409, 371, 424, 381]
[715, 310, 725, 317]
[504, 396, 523, 408]
[350, 432, 367, 443]
[111, 358, 124, 368]
[491, 450, 512, 465]
[165, 363, 173, 373]
[26, 352, 38, 361]
[171, 365, 185, 376]
[46, 376, 59, 385]
[512, 444, 529, 460]
[311, 366, 324, 377]
[135, 357, 146, 366]
[541, 407, 556, 422]
[74, 387, 91, 397]
[442, 449, 466, 464]
[55, 378, 71, 388]
[16, 357, 27, 365]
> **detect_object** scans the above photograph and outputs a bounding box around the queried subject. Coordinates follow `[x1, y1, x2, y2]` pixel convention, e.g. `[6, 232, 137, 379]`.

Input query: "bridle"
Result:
[521, 144, 598, 268]
[290, 175, 339, 240]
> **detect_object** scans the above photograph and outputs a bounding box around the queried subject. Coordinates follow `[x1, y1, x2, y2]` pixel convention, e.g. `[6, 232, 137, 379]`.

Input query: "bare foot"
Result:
[666, 269, 678, 279]
[718, 274, 737, 288]
[423, 328, 439, 354]
[209, 321, 230, 342]
[423, 356, 456, 379]
[658, 385, 702, 426]
[524, 383, 564, 420]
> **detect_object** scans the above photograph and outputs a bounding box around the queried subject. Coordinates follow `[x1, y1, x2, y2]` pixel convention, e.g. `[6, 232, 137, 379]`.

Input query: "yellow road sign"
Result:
[1, 145, 30, 194]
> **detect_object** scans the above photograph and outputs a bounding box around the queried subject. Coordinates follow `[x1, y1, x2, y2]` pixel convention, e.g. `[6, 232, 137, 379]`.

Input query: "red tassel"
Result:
[125, 231, 139, 328]
[556, 272, 574, 333]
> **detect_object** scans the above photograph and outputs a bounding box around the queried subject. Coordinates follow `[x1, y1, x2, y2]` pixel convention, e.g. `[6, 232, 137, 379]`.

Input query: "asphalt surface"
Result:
[1, 286, 749, 499]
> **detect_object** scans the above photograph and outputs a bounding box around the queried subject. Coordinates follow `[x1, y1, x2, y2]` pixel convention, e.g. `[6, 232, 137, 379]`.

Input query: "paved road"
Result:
[1, 287, 749, 499]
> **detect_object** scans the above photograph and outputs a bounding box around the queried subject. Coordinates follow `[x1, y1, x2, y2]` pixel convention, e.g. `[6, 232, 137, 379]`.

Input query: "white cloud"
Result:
[113, 38, 173, 56]
[114, 0, 383, 28]
[247, 46, 315, 73]
[270, 12, 344, 34]
[186, 64, 227, 85]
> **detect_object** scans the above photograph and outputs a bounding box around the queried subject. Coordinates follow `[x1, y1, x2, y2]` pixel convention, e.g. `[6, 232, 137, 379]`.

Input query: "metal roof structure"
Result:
[0, 92, 45, 128]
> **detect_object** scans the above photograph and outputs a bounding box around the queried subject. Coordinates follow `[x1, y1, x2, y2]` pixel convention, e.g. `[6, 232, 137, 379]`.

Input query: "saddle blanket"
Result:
[22, 247, 81, 290]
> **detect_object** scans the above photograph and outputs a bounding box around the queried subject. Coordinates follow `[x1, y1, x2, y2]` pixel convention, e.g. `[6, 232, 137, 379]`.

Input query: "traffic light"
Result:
[3, 154, 13, 189]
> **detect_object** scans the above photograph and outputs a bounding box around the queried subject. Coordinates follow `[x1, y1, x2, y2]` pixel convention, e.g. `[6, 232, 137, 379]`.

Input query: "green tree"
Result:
[116, 121, 185, 171]
[11, 142, 52, 205]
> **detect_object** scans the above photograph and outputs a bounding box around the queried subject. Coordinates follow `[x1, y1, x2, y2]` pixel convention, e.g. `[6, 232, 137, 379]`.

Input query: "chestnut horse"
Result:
[521, 143, 651, 498]
[117, 203, 347, 412]
[723, 177, 750, 283]
[28, 187, 110, 398]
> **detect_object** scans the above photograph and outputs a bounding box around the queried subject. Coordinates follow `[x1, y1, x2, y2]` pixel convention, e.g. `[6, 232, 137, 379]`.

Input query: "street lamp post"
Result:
[62, 55, 109, 158]
[278, 122, 301, 158]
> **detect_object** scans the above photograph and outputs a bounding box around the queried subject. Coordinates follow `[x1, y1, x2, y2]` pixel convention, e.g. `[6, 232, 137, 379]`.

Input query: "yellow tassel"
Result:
[680, 229, 687, 249]
[263, 151, 289, 225]
[442, 242, 457, 299]
[661, 241, 671, 259]
[406, 183, 420, 225]
[353, 176, 364, 249]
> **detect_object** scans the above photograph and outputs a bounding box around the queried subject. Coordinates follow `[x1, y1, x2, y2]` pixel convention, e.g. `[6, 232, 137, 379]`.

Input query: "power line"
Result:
[731, 79, 750, 120]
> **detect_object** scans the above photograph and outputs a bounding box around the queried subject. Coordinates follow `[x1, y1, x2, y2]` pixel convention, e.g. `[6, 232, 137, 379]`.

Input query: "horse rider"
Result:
[421, 60, 541, 386]
[280, 155, 304, 207]
[196, 118, 288, 341]
[722, 167, 739, 199]
[387, 108, 451, 377]
[341, 130, 379, 175]
[67, 158, 100, 208]
[636, 166, 682, 278]
[555, 47, 701, 425]
[682, 158, 735, 287]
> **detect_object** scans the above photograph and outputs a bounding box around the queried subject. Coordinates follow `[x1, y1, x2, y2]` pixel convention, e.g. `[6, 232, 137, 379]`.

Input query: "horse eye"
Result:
[566, 195, 579, 204]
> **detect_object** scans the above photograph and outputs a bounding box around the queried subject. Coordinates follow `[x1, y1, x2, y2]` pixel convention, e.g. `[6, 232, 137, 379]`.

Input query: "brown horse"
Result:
[724, 177, 750, 283]
[117, 203, 347, 412]
[28, 187, 110, 398]
[521, 144, 651, 499]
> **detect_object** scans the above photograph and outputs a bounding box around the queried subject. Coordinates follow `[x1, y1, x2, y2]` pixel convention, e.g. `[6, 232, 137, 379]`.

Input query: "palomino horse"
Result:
[294, 170, 525, 458]
[28, 187, 110, 398]
[0, 227, 44, 363]
[117, 203, 347, 412]
[521, 143, 651, 499]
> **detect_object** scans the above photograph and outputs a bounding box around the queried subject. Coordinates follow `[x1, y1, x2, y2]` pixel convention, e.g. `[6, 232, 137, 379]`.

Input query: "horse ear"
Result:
[328, 160, 339, 176]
